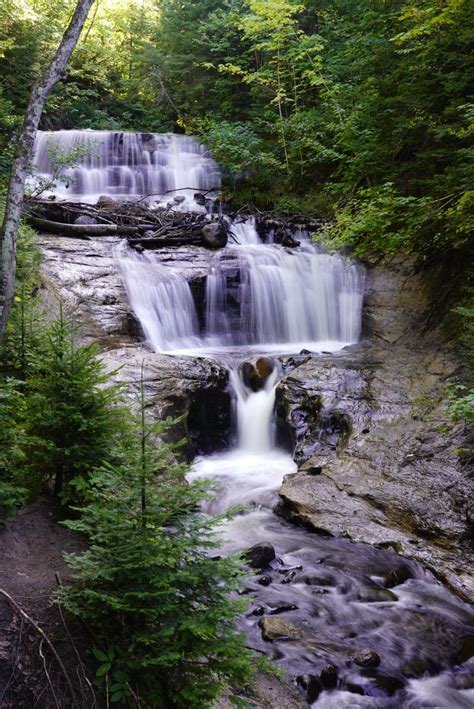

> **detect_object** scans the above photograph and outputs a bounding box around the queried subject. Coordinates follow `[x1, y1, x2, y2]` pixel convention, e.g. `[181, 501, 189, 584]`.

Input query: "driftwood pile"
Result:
[24, 197, 326, 251]
[25, 197, 229, 250]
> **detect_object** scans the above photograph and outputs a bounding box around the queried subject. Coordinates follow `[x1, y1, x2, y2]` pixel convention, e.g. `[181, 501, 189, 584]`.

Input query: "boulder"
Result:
[201, 222, 228, 249]
[382, 565, 412, 588]
[357, 586, 398, 603]
[295, 674, 322, 703]
[173, 195, 186, 204]
[194, 193, 207, 206]
[320, 664, 338, 690]
[352, 649, 381, 668]
[240, 357, 275, 392]
[96, 195, 118, 209]
[74, 215, 98, 226]
[259, 616, 304, 642]
[258, 575, 273, 587]
[243, 542, 275, 569]
[360, 670, 405, 697]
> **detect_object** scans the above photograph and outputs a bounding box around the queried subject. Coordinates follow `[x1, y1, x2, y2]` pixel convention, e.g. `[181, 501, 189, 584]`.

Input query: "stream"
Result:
[34, 130, 474, 707]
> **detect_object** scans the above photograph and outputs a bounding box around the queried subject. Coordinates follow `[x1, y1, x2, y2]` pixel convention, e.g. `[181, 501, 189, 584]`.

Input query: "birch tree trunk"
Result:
[0, 0, 95, 340]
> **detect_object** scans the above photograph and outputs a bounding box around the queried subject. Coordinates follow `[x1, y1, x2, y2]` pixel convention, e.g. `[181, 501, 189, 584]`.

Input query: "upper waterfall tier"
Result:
[31, 130, 221, 206]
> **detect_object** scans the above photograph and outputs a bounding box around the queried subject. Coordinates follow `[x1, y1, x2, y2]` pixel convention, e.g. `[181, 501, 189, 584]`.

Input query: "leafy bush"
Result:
[0, 481, 27, 526]
[201, 120, 278, 181]
[315, 183, 431, 256]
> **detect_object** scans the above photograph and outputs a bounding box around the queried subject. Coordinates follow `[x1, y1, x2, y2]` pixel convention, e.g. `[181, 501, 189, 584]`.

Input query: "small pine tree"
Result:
[0, 377, 27, 524]
[58, 382, 254, 708]
[0, 220, 42, 379]
[23, 308, 127, 501]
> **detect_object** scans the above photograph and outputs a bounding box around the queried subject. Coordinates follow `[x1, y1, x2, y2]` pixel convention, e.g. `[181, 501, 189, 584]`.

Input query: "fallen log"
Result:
[28, 216, 140, 236]
[128, 236, 202, 249]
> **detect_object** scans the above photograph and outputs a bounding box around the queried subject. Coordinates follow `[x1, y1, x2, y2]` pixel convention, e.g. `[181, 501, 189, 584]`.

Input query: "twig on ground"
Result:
[0, 588, 81, 709]
[39, 638, 61, 709]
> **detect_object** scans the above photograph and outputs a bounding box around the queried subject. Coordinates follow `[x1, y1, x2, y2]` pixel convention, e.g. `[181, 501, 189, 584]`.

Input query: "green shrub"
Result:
[59, 387, 254, 707]
[0, 481, 27, 526]
[0, 378, 27, 524]
[23, 310, 127, 502]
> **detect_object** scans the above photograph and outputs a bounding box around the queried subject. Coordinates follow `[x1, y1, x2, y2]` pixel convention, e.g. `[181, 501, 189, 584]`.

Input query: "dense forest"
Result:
[1, 0, 473, 255]
[0, 1, 473, 707]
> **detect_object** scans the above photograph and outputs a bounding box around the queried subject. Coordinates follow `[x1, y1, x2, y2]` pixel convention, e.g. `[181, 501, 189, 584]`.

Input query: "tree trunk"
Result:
[28, 216, 140, 237]
[0, 0, 95, 341]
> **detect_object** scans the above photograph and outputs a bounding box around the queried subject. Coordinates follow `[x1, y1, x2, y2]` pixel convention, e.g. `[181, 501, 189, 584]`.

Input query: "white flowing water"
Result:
[35, 129, 474, 706]
[31, 129, 220, 208]
[118, 218, 366, 356]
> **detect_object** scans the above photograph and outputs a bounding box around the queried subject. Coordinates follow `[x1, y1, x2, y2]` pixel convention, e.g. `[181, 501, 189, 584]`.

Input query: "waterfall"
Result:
[33, 130, 474, 709]
[118, 248, 201, 352]
[118, 218, 365, 354]
[32, 129, 365, 355]
[229, 365, 280, 454]
[31, 130, 220, 207]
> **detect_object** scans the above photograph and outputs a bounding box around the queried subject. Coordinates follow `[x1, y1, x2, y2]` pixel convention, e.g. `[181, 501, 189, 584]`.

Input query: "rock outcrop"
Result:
[276, 253, 473, 601]
[39, 236, 231, 459]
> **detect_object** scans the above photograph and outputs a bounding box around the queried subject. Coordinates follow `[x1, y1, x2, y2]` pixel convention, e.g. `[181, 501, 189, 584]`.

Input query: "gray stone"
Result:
[320, 664, 338, 690]
[244, 542, 276, 569]
[259, 616, 304, 641]
[74, 215, 98, 225]
[295, 674, 322, 703]
[357, 586, 398, 603]
[96, 195, 118, 208]
[194, 193, 207, 206]
[201, 222, 227, 249]
[352, 649, 381, 668]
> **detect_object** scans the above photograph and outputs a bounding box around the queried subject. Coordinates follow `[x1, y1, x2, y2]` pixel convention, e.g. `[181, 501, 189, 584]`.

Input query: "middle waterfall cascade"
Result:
[118, 218, 366, 355]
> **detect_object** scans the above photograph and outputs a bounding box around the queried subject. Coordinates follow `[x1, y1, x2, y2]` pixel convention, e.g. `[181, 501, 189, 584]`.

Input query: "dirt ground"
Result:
[0, 498, 91, 708]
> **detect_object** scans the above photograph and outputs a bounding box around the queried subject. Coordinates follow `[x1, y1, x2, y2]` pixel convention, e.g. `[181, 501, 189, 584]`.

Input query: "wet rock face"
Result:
[39, 236, 232, 459]
[295, 674, 322, 703]
[275, 255, 474, 602]
[99, 348, 230, 462]
[352, 649, 381, 668]
[187, 387, 231, 454]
